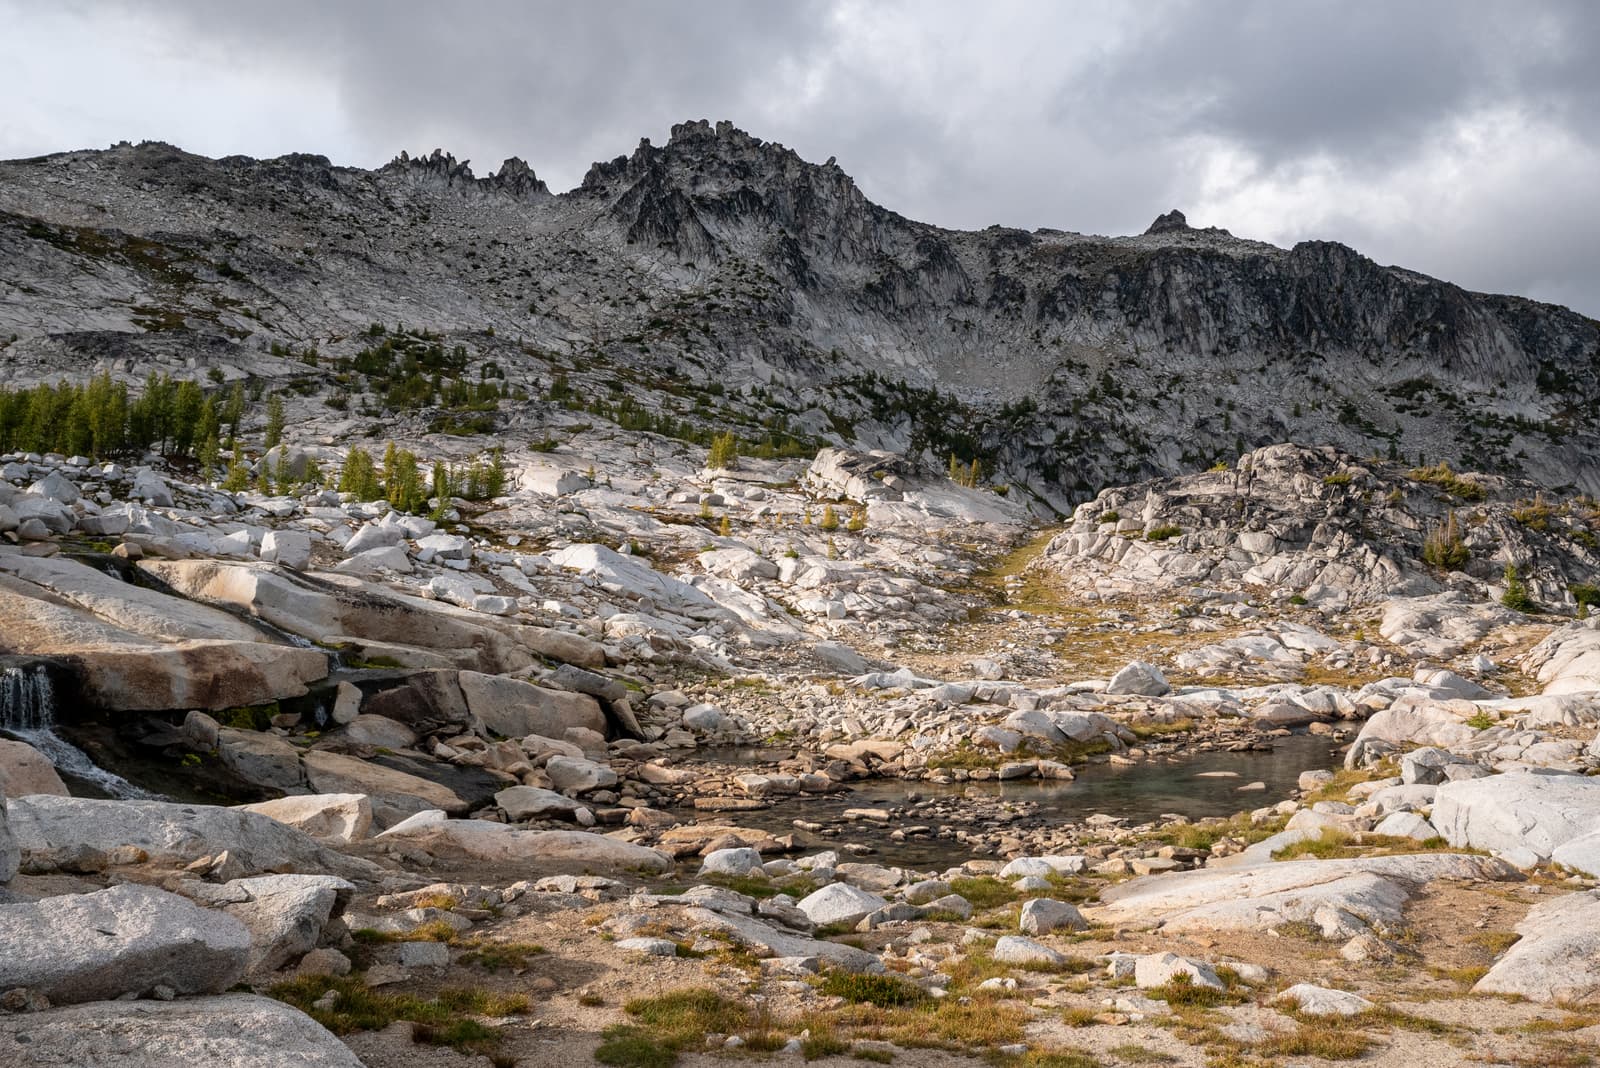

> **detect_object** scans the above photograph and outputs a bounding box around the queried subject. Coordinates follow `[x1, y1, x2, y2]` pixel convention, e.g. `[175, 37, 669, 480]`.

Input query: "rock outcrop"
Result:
[0, 994, 364, 1067]
[0, 884, 250, 1003]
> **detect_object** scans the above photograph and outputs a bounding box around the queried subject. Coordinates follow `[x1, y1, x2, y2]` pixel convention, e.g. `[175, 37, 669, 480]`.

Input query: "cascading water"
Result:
[0, 664, 156, 799]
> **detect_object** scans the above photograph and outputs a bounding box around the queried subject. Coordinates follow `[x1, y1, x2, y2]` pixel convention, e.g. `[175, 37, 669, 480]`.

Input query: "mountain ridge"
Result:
[1, 119, 1596, 505]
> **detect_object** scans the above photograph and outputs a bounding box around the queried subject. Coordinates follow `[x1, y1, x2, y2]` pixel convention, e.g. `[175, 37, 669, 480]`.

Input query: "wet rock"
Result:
[0, 739, 68, 797]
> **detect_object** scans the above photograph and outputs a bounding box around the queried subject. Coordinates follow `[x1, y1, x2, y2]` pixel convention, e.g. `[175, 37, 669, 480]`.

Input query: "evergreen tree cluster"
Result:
[0, 371, 246, 461]
[336, 443, 507, 515]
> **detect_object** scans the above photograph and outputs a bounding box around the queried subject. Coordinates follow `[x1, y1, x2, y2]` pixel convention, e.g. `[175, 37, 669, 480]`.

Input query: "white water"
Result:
[0, 665, 156, 799]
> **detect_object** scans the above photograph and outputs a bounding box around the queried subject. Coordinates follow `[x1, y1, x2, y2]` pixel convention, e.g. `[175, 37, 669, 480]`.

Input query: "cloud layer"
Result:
[3, 0, 1596, 314]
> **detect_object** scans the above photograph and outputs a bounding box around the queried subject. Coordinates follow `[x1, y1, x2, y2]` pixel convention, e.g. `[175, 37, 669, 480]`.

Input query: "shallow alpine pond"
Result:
[674, 731, 1345, 869]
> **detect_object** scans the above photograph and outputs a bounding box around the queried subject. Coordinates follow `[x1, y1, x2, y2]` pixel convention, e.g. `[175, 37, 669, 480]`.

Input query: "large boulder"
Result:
[1474, 889, 1600, 1003]
[375, 811, 671, 873]
[494, 785, 584, 821]
[300, 749, 468, 828]
[795, 882, 887, 927]
[1134, 952, 1223, 991]
[0, 994, 364, 1067]
[1106, 661, 1170, 697]
[0, 884, 249, 1003]
[0, 553, 331, 706]
[1091, 853, 1519, 935]
[4, 795, 372, 878]
[1345, 698, 1480, 768]
[1523, 624, 1600, 695]
[1433, 772, 1600, 871]
[1278, 983, 1375, 1016]
[458, 671, 606, 738]
[236, 794, 373, 844]
[356, 670, 472, 736]
[0, 566, 328, 712]
[260, 530, 312, 571]
[205, 874, 354, 974]
[215, 727, 305, 792]
[548, 543, 718, 613]
[545, 755, 619, 793]
[0, 738, 68, 797]
[139, 561, 534, 674]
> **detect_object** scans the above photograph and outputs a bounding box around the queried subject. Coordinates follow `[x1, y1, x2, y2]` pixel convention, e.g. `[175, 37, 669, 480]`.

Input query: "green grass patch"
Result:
[458, 940, 545, 971]
[268, 975, 528, 1055]
[820, 972, 928, 1008]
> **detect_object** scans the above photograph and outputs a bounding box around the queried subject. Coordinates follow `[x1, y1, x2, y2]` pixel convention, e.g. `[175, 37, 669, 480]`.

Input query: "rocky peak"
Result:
[382, 148, 476, 186]
[1145, 209, 1190, 234]
[483, 157, 549, 198]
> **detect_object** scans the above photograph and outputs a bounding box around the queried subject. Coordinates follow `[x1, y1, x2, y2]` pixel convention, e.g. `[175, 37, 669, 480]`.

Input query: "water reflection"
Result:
[676, 732, 1345, 869]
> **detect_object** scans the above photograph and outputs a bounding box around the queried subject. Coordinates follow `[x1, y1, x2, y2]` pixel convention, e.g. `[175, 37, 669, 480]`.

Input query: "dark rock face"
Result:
[1, 121, 1597, 504]
[1145, 209, 1189, 234]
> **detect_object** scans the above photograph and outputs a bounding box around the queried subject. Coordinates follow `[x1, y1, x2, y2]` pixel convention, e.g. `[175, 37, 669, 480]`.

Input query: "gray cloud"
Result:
[1, 0, 1596, 315]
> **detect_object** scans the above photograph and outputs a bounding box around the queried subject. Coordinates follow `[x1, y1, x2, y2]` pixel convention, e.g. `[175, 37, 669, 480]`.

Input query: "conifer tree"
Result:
[264, 395, 286, 450]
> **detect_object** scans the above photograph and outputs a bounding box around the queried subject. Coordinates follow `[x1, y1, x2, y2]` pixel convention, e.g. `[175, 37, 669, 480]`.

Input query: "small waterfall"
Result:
[0, 665, 156, 800]
[0, 665, 54, 731]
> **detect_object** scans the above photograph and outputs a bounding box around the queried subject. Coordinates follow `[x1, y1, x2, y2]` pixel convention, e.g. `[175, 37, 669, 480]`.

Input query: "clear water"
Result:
[0, 665, 157, 800]
[675, 732, 1344, 869]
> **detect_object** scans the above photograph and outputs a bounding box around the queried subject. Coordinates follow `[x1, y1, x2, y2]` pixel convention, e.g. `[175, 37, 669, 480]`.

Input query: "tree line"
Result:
[0, 371, 248, 460]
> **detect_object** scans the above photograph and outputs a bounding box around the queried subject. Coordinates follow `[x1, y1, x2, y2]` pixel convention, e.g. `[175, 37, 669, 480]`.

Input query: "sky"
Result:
[3, 1, 1598, 316]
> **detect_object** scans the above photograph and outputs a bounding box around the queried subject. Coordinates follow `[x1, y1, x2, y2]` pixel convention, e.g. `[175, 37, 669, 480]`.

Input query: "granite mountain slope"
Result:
[1, 119, 1596, 507]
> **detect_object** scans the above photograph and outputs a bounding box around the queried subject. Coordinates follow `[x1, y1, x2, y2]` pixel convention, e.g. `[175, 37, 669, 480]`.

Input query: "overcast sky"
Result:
[4, 0, 1597, 316]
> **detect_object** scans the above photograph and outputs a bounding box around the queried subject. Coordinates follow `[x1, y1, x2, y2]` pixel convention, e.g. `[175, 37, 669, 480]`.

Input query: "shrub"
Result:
[1322, 472, 1353, 486]
[1421, 512, 1469, 570]
[819, 504, 840, 532]
[1501, 564, 1536, 613]
[1511, 493, 1557, 531]
[1409, 461, 1486, 502]
[847, 508, 866, 532]
[1570, 582, 1600, 616]
[819, 971, 927, 1008]
[1145, 524, 1181, 542]
[1097, 510, 1120, 523]
[707, 431, 738, 470]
